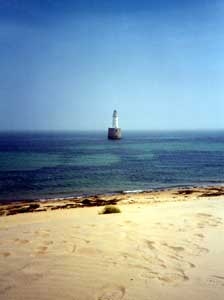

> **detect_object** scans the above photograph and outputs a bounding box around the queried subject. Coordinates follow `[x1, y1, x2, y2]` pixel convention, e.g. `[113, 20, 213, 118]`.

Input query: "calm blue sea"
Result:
[0, 130, 224, 203]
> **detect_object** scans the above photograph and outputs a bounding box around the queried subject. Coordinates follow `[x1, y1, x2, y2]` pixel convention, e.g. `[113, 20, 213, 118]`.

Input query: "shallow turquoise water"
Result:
[1, 130, 224, 202]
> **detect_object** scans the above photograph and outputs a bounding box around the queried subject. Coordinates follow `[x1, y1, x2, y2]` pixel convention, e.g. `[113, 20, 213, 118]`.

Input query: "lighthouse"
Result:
[108, 110, 122, 139]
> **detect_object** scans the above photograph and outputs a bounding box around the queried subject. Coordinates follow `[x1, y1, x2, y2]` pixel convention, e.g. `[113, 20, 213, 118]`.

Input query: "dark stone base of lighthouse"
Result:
[108, 128, 122, 140]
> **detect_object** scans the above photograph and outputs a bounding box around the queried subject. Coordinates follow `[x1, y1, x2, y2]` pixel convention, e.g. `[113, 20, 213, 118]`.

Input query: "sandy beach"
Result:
[1, 186, 224, 300]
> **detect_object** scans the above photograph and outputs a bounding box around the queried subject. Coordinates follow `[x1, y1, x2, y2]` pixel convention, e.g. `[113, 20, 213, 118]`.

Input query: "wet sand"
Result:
[0, 186, 224, 299]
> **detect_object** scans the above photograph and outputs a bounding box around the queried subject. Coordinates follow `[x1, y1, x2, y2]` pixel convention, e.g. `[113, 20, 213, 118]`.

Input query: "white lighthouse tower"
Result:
[112, 110, 119, 128]
[108, 110, 122, 139]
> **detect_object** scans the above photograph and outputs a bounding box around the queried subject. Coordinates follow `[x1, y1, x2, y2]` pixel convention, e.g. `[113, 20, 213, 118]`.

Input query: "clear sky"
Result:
[1, 0, 224, 131]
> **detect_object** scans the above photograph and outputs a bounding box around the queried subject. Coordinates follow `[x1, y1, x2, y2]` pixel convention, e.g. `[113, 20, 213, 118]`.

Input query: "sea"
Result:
[1, 130, 224, 203]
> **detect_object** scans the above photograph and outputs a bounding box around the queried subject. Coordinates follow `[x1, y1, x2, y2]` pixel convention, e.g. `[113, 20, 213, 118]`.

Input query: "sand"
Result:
[0, 187, 224, 300]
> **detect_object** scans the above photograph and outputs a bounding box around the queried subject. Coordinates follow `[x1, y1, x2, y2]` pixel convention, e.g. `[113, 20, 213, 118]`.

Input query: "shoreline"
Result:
[1, 185, 224, 217]
[2, 182, 224, 204]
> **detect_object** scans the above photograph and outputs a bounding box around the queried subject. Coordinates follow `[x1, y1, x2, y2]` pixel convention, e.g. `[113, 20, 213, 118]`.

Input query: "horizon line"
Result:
[1, 128, 224, 133]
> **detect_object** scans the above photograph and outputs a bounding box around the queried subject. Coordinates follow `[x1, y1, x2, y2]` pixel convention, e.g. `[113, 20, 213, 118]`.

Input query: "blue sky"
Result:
[1, 0, 224, 130]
